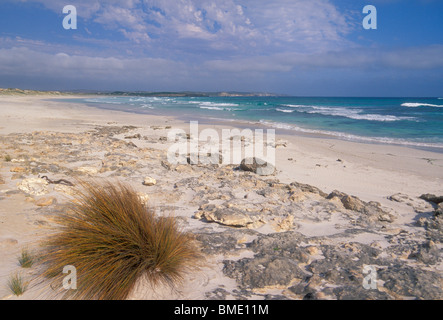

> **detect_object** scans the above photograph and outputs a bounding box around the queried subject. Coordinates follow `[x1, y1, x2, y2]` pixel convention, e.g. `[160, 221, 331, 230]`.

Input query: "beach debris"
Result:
[40, 175, 74, 187]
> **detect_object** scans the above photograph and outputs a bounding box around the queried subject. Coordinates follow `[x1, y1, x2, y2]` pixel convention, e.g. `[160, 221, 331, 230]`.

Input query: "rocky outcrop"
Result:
[327, 190, 395, 224]
[419, 194, 443, 204]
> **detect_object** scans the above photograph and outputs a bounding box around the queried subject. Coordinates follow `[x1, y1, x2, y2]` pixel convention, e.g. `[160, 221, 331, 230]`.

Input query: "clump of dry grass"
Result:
[8, 272, 27, 296]
[37, 180, 201, 300]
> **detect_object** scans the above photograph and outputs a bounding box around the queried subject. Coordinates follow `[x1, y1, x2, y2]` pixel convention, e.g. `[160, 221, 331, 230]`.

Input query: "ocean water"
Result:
[63, 96, 443, 150]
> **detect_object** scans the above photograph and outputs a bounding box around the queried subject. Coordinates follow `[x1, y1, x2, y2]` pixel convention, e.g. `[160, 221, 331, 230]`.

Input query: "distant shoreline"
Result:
[0, 87, 281, 98]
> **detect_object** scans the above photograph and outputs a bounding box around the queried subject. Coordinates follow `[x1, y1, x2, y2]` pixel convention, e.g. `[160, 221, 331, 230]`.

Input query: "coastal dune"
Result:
[0, 95, 442, 300]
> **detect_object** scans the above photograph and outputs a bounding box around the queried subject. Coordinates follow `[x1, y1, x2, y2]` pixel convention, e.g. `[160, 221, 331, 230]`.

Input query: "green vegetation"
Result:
[18, 248, 34, 268]
[8, 273, 27, 296]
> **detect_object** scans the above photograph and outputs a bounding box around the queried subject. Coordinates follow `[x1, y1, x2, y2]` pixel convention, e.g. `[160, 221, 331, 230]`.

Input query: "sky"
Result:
[0, 0, 442, 96]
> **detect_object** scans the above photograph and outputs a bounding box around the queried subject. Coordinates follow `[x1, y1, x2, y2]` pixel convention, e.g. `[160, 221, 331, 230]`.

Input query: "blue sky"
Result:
[0, 0, 442, 96]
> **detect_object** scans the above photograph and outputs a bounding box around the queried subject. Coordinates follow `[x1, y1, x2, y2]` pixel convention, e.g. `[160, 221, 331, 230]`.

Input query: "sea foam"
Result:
[402, 103, 442, 108]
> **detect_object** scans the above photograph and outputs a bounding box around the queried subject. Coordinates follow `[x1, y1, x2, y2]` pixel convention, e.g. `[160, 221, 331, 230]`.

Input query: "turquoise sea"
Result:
[62, 96, 443, 150]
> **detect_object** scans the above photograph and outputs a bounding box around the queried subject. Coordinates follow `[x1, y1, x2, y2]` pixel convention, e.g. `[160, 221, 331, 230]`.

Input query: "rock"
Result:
[137, 192, 150, 205]
[240, 157, 276, 176]
[10, 167, 26, 173]
[436, 203, 443, 217]
[326, 190, 348, 200]
[195, 207, 254, 228]
[195, 229, 257, 255]
[388, 193, 412, 203]
[341, 195, 365, 212]
[378, 264, 443, 300]
[419, 194, 443, 204]
[35, 196, 56, 207]
[290, 182, 328, 198]
[124, 133, 141, 139]
[306, 246, 319, 256]
[53, 184, 75, 196]
[223, 255, 305, 289]
[408, 240, 440, 265]
[0, 175, 5, 185]
[17, 178, 49, 196]
[328, 190, 395, 223]
[142, 177, 157, 186]
[77, 166, 99, 175]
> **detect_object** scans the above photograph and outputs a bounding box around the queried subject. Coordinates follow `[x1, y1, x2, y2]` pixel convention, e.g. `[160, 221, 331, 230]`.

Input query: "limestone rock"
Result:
[17, 178, 49, 196]
[240, 157, 276, 176]
[327, 190, 395, 223]
[195, 206, 254, 228]
[35, 196, 56, 207]
[77, 166, 99, 175]
[419, 194, 443, 204]
[142, 177, 157, 186]
[137, 192, 150, 205]
[53, 184, 75, 196]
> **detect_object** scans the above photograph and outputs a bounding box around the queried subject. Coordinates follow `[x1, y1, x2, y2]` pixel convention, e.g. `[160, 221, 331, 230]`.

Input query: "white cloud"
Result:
[14, 0, 355, 53]
[0, 46, 192, 89]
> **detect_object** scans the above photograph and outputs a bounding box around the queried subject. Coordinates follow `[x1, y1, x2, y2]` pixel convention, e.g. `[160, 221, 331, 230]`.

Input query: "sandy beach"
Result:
[0, 94, 442, 300]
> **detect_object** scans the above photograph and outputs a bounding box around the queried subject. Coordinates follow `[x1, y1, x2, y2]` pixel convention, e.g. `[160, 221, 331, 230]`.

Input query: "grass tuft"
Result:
[8, 273, 27, 296]
[18, 248, 34, 268]
[37, 180, 201, 300]
[4, 154, 12, 162]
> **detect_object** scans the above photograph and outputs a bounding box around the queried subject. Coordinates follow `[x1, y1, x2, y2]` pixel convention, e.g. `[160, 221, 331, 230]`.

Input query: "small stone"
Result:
[143, 177, 157, 186]
[35, 197, 56, 207]
[10, 167, 26, 173]
[137, 192, 150, 205]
